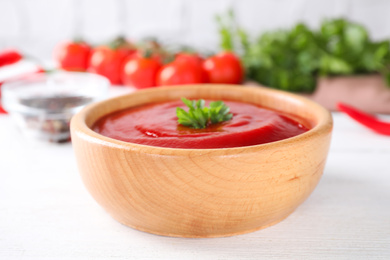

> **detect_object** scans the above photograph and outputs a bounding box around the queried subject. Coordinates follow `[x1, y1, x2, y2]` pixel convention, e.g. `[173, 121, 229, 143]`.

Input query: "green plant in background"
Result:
[316, 19, 390, 81]
[242, 24, 320, 92]
[217, 12, 390, 93]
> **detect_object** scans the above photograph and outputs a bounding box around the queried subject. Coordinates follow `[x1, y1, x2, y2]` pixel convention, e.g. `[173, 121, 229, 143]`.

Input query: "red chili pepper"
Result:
[0, 105, 6, 114]
[0, 49, 23, 67]
[337, 102, 390, 136]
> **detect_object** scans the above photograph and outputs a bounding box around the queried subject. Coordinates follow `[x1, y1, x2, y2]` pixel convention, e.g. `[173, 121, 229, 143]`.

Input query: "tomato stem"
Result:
[108, 36, 127, 50]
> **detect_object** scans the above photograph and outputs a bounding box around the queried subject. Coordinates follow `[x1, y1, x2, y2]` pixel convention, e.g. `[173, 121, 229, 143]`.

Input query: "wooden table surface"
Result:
[0, 90, 389, 259]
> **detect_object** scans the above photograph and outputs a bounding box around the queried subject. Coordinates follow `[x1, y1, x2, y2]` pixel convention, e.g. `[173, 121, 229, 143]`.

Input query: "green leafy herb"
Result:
[216, 9, 237, 52]
[316, 18, 390, 82]
[216, 12, 390, 91]
[176, 98, 233, 129]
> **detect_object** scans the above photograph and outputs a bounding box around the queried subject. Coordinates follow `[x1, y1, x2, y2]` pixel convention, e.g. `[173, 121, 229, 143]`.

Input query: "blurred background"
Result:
[1, 0, 389, 59]
[1, 0, 390, 118]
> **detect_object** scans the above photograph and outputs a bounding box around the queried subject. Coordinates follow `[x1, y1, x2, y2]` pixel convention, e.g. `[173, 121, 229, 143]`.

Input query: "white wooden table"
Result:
[1, 93, 389, 259]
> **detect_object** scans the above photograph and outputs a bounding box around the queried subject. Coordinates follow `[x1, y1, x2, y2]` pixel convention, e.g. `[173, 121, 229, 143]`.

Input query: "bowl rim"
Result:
[71, 84, 333, 155]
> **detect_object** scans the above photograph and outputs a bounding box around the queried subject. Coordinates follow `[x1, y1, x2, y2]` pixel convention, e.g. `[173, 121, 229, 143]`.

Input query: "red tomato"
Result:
[157, 60, 205, 86]
[203, 52, 244, 84]
[88, 46, 135, 85]
[174, 53, 208, 83]
[54, 41, 91, 71]
[175, 53, 204, 67]
[121, 56, 162, 89]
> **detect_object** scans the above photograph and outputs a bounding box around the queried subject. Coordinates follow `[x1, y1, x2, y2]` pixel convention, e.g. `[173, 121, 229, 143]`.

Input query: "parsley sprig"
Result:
[176, 97, 233, 129]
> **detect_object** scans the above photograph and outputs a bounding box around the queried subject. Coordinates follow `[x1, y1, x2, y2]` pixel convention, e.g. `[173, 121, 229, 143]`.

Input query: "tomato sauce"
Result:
[93, 100, 308, 149]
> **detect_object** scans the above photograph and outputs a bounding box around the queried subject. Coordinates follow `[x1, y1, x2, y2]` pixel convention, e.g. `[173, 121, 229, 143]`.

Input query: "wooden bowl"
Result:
[70, 85, 333, 238]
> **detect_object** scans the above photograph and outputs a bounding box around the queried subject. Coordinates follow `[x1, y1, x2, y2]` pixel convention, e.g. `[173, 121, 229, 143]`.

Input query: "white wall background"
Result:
[1, 0, 390, 60]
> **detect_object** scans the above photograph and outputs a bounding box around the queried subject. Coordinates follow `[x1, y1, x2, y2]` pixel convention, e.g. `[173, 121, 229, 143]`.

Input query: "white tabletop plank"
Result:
[0, 105, 389, 259]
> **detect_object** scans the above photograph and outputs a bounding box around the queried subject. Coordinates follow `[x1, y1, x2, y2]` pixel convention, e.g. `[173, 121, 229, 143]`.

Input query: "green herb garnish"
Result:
[176, 98, 233, 129]
[216, 11, 390, 92]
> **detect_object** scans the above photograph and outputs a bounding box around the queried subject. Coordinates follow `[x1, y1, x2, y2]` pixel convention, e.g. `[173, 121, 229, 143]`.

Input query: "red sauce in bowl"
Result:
[93, 100, 308, 149]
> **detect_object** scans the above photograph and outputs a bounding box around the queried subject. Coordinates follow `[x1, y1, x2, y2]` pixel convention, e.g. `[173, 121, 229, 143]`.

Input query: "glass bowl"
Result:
[1, 72, 109, 142]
